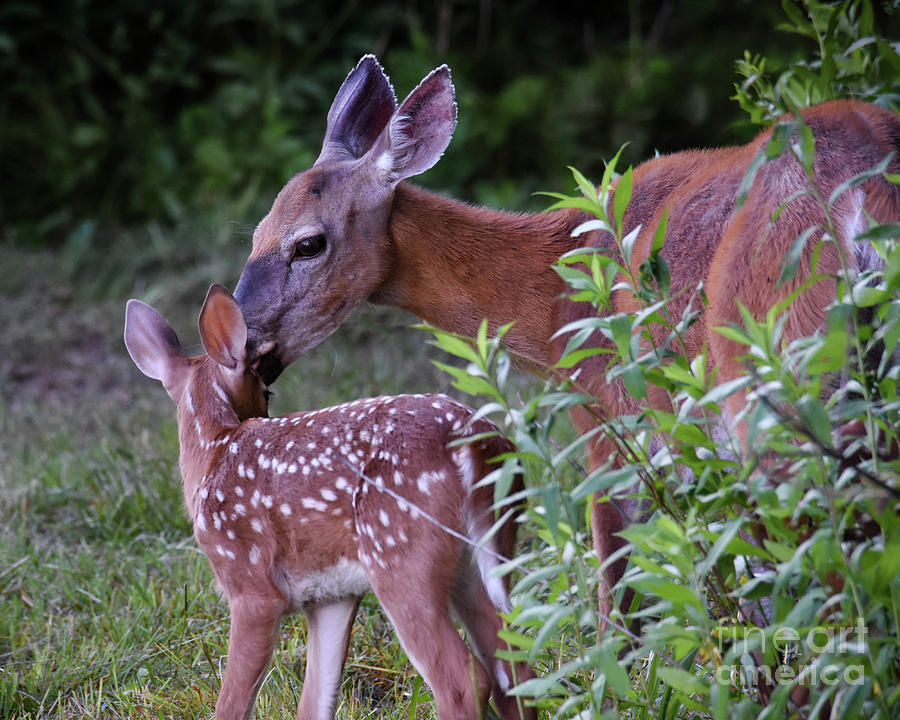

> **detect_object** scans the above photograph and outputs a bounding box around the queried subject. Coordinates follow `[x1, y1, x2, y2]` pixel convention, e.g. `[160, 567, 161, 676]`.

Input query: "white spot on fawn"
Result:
[320, 488, 338, 502]
[213, 382, 229, 405]
[215, 489, 225, 503]
[234, 486, 244, 497]
[251, 518, 264, 533]
[249, 545, 261, 565]
[301, 497, 328, 512]
[229, 442, 239, 455]
[379, 509, 391, 527]
[416, 470, 445, 495]
[280, 503, 292, 517]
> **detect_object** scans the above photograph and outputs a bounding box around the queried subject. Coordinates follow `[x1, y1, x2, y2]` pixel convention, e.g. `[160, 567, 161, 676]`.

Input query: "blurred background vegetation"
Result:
[9, 0, 897, 252]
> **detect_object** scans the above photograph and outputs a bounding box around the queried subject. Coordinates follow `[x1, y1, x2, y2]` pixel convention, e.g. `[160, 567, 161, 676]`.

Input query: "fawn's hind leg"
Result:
[451, 563, 536, 720]
[374, 573, 491, 720]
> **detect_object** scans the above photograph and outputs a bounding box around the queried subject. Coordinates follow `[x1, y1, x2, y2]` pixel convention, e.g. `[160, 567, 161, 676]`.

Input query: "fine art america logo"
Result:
[715, 619, 868, 687]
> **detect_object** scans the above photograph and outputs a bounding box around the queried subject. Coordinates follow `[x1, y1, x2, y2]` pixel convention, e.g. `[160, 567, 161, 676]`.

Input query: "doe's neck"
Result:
[372, 183, 583, 368]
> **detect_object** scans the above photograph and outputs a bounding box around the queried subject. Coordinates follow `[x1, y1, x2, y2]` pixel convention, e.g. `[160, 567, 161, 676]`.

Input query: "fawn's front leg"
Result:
[216, 593, 285, 720]
[296, 597, 361, 720]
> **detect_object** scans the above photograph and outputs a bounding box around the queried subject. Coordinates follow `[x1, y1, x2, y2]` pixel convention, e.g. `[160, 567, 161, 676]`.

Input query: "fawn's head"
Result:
[124, 284, 269, 422]
[234, 55, 457, 383]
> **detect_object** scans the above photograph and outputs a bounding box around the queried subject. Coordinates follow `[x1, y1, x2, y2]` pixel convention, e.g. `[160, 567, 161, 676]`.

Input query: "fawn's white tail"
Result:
[124, 284, 535, 720]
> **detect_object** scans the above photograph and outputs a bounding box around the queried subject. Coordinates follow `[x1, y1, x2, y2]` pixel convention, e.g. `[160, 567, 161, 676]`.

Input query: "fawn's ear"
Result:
[124, 299, 187, 392]
[199, 284, 248, 372]
[367, 64, 457, 184]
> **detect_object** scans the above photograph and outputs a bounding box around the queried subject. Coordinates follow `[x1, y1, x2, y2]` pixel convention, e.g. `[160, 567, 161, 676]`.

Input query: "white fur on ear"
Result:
[373, 64, 457, 184]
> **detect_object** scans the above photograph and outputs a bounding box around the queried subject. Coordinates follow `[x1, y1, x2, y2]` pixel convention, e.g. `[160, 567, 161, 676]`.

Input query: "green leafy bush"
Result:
[422, 2, 900, 717]
[426, 138, 900, 720]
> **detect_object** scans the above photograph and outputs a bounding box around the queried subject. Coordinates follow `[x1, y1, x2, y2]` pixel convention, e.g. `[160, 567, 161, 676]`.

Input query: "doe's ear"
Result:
[199, 284, 248, 372]
[124, 299, 187, 390]
[370, 64, 457, 184]
[317, 54, 398, 164]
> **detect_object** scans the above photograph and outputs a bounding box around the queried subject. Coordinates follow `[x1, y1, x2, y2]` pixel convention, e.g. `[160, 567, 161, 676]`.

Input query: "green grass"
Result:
[0, 223, 499, 718]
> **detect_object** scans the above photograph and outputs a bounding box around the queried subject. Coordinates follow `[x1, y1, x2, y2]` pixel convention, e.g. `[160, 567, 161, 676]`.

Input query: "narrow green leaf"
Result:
[601, 143, 629, 190]
[609, 314, 633, 360]
[778, 225, 820, 287]
[476, 318, 488, 362]
[568, 165, 600, 205]
[854, 223, 900, 242]
[613, 166, 634, 235]
[698, 374, 754, 406]
[792, 121, 816, 175]
[656, 666, 711, 697]
[595, 645, 631, 696]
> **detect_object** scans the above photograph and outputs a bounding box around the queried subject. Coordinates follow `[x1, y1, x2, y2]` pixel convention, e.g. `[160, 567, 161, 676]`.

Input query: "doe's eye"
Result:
[292, 234, 326, 261]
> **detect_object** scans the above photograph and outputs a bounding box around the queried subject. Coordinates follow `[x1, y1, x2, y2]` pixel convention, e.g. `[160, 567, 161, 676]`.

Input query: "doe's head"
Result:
[234, 55, 458, 384]
[124, 284, 269, 421]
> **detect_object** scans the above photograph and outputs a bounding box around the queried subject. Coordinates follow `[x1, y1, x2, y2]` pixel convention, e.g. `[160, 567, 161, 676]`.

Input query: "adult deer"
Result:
[124, 284, 535, 720]
[233, 56, 900, 625]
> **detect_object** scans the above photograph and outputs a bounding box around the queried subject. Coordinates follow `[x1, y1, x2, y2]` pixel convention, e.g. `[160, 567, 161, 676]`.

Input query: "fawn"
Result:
[123, 284, 535, 720]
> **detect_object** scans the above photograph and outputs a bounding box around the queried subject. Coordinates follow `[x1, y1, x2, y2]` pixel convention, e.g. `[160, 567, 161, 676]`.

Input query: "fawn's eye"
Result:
[291, 234, 326, 261]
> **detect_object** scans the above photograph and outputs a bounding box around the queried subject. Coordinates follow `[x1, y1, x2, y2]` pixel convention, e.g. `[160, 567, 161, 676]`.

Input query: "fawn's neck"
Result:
[176, 375, 245, 519]
[372, 183, 583, 368]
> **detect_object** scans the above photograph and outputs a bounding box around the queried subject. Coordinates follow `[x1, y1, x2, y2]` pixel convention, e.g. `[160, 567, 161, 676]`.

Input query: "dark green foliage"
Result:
[2, 0, 821, 246]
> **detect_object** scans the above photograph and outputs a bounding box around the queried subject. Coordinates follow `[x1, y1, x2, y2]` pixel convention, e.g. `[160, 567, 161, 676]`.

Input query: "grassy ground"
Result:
[0, 222, 501, 718]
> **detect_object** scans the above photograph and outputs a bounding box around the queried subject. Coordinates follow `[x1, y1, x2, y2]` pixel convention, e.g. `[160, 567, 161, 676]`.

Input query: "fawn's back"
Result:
[190, 392, 513, 605]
